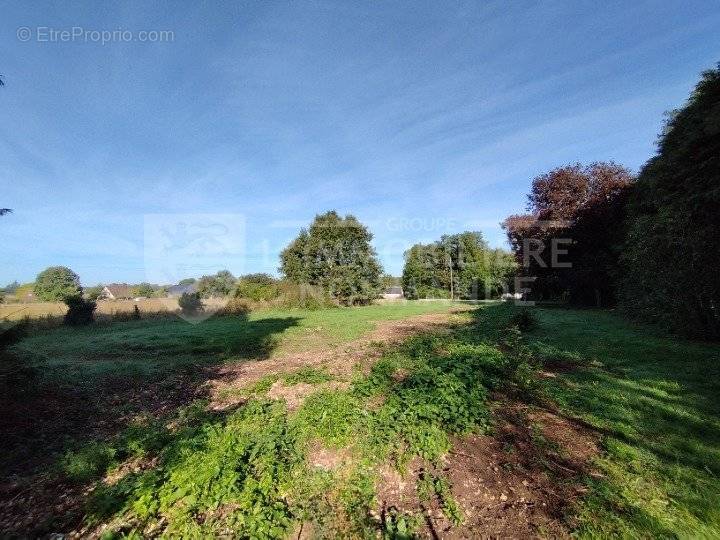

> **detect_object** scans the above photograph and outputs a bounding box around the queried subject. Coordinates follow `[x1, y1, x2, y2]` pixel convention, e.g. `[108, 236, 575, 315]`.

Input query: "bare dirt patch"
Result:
[209, 311, 462, 409]
[375, 402, 600, 538]
[307, 442, 353, 471]
[266, 379, 349, 411]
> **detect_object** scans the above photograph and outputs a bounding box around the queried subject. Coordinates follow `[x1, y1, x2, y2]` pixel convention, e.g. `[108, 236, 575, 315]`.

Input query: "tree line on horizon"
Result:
[3, 63, 717, 338]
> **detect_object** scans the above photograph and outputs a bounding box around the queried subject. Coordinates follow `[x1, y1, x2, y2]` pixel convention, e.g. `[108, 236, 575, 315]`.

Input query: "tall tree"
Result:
[619, 64, 720, 338]
[402, 231, 516, 299]
[34, 266, 82, 301]
[280, 211, 382, 305]
[502, 162, 633, 306]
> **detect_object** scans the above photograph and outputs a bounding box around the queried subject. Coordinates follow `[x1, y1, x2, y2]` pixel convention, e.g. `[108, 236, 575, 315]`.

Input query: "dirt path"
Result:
[209, 310, 463, 409]
[375, 402, 600, 538]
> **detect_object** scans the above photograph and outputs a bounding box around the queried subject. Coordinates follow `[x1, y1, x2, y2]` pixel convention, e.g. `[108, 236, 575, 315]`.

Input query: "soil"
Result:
[375, 402, 600, 538]
[208, 311, 460, 410]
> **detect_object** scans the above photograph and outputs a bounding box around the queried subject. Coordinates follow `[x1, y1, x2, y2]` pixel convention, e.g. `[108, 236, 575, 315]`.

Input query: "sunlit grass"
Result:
[527, 308, 720, 537]
[11, 301, 460, 384]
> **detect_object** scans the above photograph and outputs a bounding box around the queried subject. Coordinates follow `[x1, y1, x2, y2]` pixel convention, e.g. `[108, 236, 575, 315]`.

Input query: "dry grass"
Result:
[0, 298, 232, 321]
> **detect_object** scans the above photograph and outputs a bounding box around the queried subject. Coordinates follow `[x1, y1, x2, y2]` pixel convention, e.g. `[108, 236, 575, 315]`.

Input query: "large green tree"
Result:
[402, 231, 516, 300]
[196, 270, 236, 298]
[34, 266, 82, 301]
[619, 64, 720, 338]
[280, 211, 382, 305]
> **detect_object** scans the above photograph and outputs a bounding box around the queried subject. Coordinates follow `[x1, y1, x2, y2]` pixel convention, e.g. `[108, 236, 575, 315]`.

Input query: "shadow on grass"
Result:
[0, 313, 301, 480]
[500, 304, 720, 536]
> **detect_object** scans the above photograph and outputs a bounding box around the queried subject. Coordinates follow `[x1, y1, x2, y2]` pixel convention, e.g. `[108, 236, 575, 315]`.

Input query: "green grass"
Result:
[525, 308, 720, 537]
[10, 301, 459, 384]
[7, 302, 720, 537]
[49, 305, 532, 538]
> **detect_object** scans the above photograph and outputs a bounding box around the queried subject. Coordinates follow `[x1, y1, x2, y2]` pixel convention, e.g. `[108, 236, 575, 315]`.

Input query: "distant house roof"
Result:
[167, 283, 197, 296]
[385, 286, 403, 295]
[102, 284, 133, 299]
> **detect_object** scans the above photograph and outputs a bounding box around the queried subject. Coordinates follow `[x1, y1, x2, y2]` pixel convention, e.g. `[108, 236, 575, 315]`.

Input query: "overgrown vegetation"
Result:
[31, 304, 547, 538]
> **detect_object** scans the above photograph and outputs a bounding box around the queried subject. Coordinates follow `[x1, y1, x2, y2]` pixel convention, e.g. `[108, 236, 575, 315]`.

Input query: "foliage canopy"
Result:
[619, 64, 720, 338]
[33, 266, 82, 302]
[280, 211, 382, 305]
[402, 231, 516, 300]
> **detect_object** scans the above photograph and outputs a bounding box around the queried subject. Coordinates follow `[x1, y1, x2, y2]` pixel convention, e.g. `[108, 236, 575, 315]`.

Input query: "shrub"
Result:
[63, 296, 97, 326]
[220, 297, 251, 316]
[234, 274, 281, 301]
[178, 292, 203, 316]
[132, 305, 141, 320]
[499, 326, 543, 400]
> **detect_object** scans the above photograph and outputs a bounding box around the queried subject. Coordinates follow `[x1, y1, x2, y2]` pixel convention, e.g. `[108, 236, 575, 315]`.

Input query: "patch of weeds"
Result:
[337, 465, 379, 536]
[293, 390, 364, 448]
[352, 353, 416, 398]
[382, 507, 421, 539]
[354, 335, 494, 466]
[246, 374, 280, 395]
[61, 409, 193, 484]
[287, 469, 338, 535]
[243, 368, 334, 400]
[89, 400, 303, 538]
[283, 366, 333, 386]
[508, 308, 537, 332]
[121, 416, 172, 458]
[529, 423, 562, 464]
[60, 441, 118, 483]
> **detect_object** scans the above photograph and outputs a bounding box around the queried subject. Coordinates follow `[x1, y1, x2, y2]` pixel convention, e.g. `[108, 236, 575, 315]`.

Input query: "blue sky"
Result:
[1, 1, 718, 285]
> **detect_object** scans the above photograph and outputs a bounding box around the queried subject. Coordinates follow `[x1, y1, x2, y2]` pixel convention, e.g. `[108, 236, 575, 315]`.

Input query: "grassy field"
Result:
[10, 301, 459, 383]
[1, 302, 719, 537]
[528, 308, 720, 537]
[0, 298, 180, 320]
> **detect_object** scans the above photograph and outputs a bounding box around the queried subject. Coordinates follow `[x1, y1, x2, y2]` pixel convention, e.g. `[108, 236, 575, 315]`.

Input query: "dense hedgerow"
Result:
[618, 65, 720, 339]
